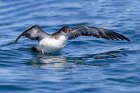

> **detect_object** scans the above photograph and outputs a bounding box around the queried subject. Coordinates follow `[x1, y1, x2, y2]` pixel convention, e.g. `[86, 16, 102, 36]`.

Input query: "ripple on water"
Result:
[0, 0, 140, 93]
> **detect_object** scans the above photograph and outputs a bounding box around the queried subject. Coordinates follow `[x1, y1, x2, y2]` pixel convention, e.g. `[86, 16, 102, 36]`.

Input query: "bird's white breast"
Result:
[35, 35, 68, 53]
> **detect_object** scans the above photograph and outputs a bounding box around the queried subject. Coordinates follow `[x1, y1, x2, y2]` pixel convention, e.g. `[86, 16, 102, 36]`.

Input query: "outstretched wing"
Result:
[13, 25, 49, 44]
[68, 25, 130, 41]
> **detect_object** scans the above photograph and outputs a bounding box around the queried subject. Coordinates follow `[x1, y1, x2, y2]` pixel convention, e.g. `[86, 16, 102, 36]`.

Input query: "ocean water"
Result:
[0, 0, 140, 93]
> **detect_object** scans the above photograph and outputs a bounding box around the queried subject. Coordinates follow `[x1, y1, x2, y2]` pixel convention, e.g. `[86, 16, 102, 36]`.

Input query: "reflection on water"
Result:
[93, 50, 128, 60]
[19, 49, 127, 81]
[24, 54, 67, 69]
[22, 48, 128, 69]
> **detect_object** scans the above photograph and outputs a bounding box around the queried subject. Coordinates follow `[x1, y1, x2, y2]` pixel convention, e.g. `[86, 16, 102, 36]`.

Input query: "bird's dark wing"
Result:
[68, 25, 130, 41]
[13, 25, 49, 44]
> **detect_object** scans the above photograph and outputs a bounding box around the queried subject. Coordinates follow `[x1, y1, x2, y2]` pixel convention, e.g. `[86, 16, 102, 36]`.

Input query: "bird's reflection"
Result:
[25, 54, 68, 69]
[91, 50, 127, 60]
[22, 48, 128, 69]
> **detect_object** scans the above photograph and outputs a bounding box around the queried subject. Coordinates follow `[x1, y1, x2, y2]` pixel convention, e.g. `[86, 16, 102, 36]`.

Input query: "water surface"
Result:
[0, 0, 140, 93]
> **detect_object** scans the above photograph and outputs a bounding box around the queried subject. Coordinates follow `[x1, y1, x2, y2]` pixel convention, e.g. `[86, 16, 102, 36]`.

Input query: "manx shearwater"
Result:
[13, 25, 130, 54]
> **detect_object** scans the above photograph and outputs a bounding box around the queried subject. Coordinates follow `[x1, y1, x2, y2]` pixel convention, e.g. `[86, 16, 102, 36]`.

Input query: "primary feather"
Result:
[13, 25, 48, 44]
[68, 25, 130, 42]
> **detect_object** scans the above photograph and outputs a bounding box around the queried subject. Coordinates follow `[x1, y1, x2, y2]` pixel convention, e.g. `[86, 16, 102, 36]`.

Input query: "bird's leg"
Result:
[39, 50, 44, 54]
[32, 47, 44, 54]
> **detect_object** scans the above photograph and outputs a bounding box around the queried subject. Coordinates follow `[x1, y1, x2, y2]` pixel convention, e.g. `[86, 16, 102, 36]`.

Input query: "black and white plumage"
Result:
[13, 25, 130, 54]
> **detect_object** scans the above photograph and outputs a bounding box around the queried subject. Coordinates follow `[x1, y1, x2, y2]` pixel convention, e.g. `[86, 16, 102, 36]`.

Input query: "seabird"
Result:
[13, 25, 130, 54]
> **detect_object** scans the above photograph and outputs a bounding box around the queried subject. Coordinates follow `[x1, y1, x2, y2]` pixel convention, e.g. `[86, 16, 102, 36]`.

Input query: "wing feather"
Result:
[68, 25, 130, 41]
[13, 25, 48, 44]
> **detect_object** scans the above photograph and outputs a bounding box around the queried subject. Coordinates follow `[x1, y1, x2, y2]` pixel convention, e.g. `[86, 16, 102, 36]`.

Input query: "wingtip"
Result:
[125, 38, 130, 42]
[13, 42, 16, 45]
[13, 40, 18, 45]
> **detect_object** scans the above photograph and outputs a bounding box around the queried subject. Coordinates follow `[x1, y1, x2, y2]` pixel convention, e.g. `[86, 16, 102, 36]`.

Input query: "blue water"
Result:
[0, 0, 140, 93]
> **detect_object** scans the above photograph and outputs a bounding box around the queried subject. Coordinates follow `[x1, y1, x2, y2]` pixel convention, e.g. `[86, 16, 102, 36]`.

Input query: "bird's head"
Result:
[60, 26, 73, 35]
